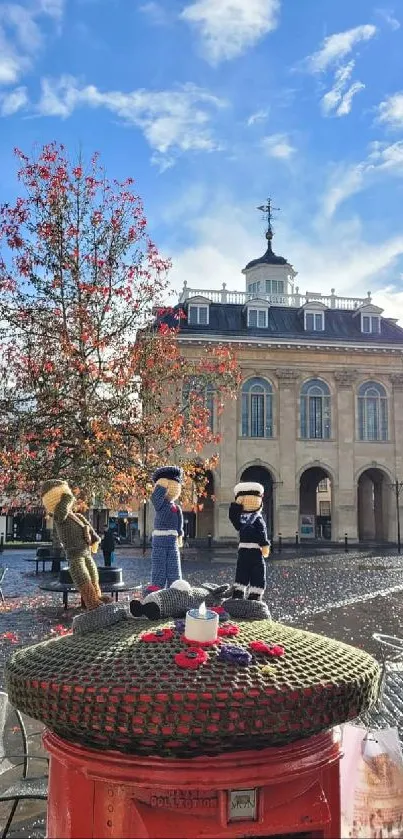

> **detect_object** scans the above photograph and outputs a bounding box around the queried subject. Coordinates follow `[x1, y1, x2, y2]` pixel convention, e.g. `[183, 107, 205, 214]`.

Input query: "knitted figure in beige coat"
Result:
[41, 479, 109, 610]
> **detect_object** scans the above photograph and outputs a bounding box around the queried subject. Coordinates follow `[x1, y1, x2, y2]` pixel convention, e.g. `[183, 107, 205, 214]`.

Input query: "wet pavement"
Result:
[1, 547, 403, 836]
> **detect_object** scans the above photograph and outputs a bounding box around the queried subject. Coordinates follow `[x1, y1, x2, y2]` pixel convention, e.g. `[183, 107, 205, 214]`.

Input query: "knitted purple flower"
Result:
[174, 619, 186, 633]
[217, 645, 252, 666]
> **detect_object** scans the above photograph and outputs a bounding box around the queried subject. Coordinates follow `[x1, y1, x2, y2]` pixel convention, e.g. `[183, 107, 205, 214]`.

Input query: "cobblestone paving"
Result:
[1, 548, 403, 836]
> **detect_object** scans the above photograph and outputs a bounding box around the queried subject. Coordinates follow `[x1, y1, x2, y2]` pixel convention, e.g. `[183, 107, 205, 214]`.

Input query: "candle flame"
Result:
[198, 601, 206, 618]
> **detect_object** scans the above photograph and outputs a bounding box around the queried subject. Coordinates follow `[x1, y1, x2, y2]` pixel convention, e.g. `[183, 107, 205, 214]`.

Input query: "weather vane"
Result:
[257, 198, 280, 236]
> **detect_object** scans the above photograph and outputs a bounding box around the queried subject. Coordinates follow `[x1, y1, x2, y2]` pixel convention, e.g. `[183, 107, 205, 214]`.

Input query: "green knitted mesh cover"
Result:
[5, 619, 380, 758]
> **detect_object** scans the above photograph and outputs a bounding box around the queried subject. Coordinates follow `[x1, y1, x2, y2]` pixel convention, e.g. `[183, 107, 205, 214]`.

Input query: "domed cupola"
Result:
[242, 200, 297, 303]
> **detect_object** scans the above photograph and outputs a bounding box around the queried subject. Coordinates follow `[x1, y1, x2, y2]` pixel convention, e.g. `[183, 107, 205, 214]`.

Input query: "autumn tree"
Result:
[0, 143, 239, 512]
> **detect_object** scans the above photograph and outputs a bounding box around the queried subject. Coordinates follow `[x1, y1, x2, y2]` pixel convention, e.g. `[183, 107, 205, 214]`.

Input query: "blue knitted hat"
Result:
[152, 466, 184, 484]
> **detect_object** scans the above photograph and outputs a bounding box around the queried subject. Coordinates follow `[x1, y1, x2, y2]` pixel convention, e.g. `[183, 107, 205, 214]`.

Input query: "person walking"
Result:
[101, 527, 115, 567]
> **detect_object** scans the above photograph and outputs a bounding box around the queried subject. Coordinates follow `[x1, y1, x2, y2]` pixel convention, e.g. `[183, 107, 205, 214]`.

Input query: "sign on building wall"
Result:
[300, 514, 315, 539]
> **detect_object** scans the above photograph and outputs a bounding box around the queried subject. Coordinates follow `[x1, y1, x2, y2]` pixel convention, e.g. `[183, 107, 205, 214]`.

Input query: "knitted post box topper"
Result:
[130, 579, 231, 620]
[150, 466, 184, 589]
[229, 481, 271, 601]
[41, 479, 108, 611]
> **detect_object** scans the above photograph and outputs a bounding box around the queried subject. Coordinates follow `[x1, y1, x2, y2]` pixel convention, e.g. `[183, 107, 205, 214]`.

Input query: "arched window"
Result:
[358, 381, 388, 441]
[241, 377, 273, 438]
[182, 378, 215, 432]
[300, 379, 331, 439]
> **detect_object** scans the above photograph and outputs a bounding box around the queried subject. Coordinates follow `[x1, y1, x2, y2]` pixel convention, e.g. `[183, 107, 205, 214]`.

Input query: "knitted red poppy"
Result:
[210, 606, 225, 614]
[174, 648, 208, 670]
[140, 628, 175, 643]
[218, 624, 239, 638]
[181, 635, 220, 648]
[249, 640, 285, 657]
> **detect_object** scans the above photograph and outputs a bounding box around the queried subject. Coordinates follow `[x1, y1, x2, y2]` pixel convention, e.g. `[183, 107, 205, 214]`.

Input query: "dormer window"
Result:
[362, 315, 380, 334]
[188, 304, 209, 325]
[354, 303, 383, 336]
[248, 308, 268, 328]
[305, 311, 324, 331]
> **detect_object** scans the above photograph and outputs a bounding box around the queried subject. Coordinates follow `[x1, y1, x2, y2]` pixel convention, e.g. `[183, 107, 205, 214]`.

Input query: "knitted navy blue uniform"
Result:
[151, 484, 184, 588]
[229, 503, 270, 596]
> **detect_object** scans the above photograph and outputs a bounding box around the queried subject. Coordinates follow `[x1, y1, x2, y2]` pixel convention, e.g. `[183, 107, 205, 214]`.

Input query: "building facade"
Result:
[176, 221, 403, 544]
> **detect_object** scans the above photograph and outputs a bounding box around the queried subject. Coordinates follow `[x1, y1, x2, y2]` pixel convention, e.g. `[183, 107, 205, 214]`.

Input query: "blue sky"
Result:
[1, 1, 403, 316]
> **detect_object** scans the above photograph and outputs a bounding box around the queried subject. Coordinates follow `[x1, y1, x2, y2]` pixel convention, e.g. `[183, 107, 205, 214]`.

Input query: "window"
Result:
[188, 305, 209, 326]
[265, 280, 284, 294]
[318, 479, 328, 492]
[248, 281, 261, 296]
[358, 381, 388, 441]
[361, 315, 380, 334]
[182, 378, 215, 432]
[248, 308, 268, 328]
[319, 501, 331, 516]
[241, 377, 273, 438]
[300, 379, 331, 439]
[304, 311, 324, 331]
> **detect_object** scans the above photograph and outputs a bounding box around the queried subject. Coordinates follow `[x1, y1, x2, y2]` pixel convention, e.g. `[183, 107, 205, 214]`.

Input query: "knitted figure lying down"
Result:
[130, 579, 231, 620]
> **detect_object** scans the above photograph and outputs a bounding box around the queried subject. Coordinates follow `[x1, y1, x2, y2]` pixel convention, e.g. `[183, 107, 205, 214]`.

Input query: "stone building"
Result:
[175, 216, 403, 544]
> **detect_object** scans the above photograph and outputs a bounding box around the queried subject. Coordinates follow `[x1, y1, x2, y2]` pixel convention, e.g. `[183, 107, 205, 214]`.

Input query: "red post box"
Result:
[6, 616, 379, 839]
[44, 728, 341, 838]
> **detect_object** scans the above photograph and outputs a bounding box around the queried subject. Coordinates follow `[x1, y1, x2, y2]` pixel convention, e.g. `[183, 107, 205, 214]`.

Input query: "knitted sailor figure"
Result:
[41, 479, 107, 610]
[229, 481, 271, 601]
[150, 466, 184, 588]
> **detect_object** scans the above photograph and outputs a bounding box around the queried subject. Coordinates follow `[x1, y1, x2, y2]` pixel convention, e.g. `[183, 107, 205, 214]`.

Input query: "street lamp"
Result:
[269, 480, 283, 552]
[389, 480, 403, 554]
[142, 499, 147, 555]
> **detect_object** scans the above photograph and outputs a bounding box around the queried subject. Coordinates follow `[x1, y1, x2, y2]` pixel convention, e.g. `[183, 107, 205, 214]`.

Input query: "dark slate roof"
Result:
[244, 237, 288, 269]
[162, 303, 403, 345]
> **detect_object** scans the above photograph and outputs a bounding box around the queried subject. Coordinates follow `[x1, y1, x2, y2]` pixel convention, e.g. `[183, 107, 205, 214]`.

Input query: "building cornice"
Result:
[177, 334, 403, 355]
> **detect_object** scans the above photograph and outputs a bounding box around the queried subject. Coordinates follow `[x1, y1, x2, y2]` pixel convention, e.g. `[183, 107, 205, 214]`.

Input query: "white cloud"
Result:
[0, 84, 27, 115]
[0, 50, 24, 85]
[247, 108, 269, 126]
[378, 92, 403, 128]
[369, 139, 403, 170]
[320, 62, 366, 118]
[323, 164, 367, 218]
[321, 61, 355, 114]
[139, 2, 170, 26]
[165, 197, 403, 321]
[35, 0, 65, 19]
[376, 8, 400, 30]
[336, 81, 365, 116]
[0, 1, 65, 87]
[180, 0, 280, 64]
[306, 24, 376, 73]
[36, 76, 226, 159]
[323, 140, 403, 217]
[261, 133, 295, 159]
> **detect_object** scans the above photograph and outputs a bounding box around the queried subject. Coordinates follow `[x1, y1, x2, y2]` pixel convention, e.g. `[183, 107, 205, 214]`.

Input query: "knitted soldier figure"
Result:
[150, 466, 184, 588]
[41, 479, 108, 610]
[229, 481, 271, 601]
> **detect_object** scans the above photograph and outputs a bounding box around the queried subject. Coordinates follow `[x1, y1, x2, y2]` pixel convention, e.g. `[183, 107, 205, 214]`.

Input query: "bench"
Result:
[25, 557, 67, 575]
[40, 580, 132, 610]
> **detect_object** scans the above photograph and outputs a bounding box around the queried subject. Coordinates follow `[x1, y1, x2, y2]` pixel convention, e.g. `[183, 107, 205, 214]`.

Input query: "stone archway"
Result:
[299, 466, 332, 540]
[357, 468, 391, 541]
[196, 470, 215, 539]
[240, 464, 274, 543]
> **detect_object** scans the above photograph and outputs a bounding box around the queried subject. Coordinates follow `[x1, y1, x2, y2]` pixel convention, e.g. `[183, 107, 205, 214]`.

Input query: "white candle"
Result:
[185, 601, 219, 643]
